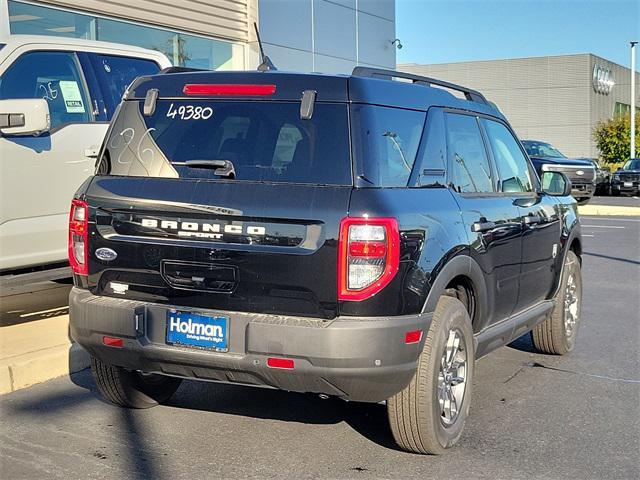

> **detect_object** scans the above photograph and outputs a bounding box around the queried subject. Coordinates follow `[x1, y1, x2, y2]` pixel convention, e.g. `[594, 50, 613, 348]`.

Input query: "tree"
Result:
[593, 113, 640, 164]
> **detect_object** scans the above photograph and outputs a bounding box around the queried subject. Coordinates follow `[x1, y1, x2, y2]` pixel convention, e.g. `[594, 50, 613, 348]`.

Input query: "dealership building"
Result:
[400, 55, 640, 158]
[1, 0, 396, 73]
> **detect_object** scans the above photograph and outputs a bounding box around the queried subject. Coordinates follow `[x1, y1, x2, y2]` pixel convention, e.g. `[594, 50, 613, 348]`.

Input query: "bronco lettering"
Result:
[140, 218, 266, 237]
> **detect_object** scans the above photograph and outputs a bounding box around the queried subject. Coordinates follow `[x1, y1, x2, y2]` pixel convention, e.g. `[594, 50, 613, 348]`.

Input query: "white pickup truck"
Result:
[0, 35, 170, 286]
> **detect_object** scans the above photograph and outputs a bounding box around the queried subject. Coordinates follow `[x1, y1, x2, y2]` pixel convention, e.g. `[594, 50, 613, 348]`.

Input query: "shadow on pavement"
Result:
[166, 378, 400, 450]
[507, 332, 537, 353]
[583, 251, 640, 265]
[5, 367, 400, 473]
[5, 370, 169, 479]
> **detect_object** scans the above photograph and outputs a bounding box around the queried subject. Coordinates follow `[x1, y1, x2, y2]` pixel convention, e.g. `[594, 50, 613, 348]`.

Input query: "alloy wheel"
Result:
[563, 272, 579, 338]
[437, 329, 467, 426]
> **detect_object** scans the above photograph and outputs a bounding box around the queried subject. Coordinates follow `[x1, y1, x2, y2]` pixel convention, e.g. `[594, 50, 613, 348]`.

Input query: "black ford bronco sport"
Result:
[69, 67, 582, 454]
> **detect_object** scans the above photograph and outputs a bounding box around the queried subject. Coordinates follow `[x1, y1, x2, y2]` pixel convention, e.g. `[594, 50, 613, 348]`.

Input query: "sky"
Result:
[396, 0, 640, 69]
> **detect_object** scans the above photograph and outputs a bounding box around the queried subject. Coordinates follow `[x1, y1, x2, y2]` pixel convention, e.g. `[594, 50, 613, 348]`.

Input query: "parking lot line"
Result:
[581, 225, 626, 229]
[19, 306, 69, 318]
[580, 216, 640, 222]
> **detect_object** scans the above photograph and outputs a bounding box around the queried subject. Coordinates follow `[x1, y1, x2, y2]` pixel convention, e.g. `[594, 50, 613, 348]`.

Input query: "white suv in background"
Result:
[0, 35, 170, 283]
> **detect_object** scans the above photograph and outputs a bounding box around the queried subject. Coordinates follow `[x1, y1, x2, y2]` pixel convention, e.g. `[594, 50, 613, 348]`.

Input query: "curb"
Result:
[0, 343, 89, 394]
[578, 205, 640, 216]
[0, 314, 90, 395]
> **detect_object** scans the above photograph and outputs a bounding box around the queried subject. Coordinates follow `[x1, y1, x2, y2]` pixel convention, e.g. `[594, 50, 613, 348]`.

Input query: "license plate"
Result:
[166, 310, 228, 351]
[624, 181, 633, 187]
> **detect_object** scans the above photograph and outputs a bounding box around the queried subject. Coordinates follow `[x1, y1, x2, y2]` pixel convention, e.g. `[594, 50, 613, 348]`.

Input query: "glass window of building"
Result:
[8, 0, 242, 70]
[613, 102, 640, 118]
[8, 1, 95, 39]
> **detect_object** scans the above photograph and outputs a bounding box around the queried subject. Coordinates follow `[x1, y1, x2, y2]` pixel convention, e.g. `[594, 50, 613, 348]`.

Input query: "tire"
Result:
[90, 356, 182, 409]
[532, 250, 582, 355]
[387, 296, 474, 454]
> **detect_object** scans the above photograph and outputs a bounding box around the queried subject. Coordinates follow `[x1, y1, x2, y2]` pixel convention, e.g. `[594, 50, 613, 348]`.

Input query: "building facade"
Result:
[1, 0, 396, 73]
[258, 0, 396, 73]
[400, 55, 640, 158]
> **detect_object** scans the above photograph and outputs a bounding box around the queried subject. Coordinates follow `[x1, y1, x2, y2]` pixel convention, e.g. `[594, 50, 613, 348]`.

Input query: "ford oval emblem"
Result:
[95, 247, 118, 262]
[576, 170, 584, 176]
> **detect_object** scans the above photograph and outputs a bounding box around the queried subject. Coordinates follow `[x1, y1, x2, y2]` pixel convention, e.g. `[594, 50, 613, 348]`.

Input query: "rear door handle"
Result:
[523, 215, 542, 226]
[471, 221, 496, 233]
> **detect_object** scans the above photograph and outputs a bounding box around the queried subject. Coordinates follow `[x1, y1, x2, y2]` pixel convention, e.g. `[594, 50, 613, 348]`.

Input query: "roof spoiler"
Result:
[352, 67, 489, 105]
[159, 66, 208, 74]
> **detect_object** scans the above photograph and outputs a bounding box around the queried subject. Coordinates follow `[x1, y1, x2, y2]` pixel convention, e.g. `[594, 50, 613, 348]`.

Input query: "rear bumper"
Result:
[69, 288, 431, 403]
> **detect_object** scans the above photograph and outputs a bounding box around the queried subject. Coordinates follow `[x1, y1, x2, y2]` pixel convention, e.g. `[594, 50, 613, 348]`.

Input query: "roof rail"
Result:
[352, 67, 489, 105]
[159, 66, 208, 74]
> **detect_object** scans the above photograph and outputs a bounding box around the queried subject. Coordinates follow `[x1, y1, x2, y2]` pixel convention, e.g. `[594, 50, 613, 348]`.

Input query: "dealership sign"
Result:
[592, 65, 614, 95]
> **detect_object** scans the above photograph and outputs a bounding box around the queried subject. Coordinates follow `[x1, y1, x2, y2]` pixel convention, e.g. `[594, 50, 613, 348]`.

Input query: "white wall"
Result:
[257, 0, 396, 74]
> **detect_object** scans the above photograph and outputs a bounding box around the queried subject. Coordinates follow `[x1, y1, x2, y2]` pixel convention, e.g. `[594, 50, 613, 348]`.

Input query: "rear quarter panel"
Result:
[340, 187, 469, 317]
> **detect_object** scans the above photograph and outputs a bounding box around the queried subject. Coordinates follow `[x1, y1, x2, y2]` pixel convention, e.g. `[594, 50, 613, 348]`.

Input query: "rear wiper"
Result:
[185, 159, 236, 178]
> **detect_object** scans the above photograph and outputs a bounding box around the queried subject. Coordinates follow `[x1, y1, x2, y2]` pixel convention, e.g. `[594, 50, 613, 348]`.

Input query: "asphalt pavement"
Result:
[1, 216, 639, 480]
[589, 194, 640, 207]
[0, 279, 72, 327]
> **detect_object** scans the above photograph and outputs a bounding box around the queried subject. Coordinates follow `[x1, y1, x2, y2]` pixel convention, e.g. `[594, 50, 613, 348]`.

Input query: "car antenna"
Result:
[254, 22, 277, 71]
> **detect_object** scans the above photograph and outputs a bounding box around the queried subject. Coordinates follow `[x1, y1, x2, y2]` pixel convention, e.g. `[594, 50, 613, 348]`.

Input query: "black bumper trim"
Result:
[69, 288, 432, 403]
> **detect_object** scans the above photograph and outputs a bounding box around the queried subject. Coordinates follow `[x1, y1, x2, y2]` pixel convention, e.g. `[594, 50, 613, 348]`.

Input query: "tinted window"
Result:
[482, 120, 533, 193]
[103, 100, 352, 185]
[622, 159, 640, 170]
[445, 113, 493, 193]
[415, 109, 447, 187]
[88, 54, 159, 119]
[352, 105, 425, 187]
[522, 141, 566, 158]
[0, 51, 91, 129]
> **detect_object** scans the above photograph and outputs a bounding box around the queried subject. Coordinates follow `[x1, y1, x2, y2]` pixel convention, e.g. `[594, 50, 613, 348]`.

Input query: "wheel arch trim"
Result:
[421, 254, 488, 332]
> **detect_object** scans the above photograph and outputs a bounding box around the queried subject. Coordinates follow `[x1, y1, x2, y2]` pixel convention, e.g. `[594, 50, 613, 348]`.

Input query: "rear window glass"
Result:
[351, 105, 425, 187]
[102, 100, 352, 185]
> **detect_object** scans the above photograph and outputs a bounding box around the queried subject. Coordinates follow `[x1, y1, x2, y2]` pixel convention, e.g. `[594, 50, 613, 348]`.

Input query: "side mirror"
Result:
[0, 99, 50, 136]
[541, 171, 572, 196]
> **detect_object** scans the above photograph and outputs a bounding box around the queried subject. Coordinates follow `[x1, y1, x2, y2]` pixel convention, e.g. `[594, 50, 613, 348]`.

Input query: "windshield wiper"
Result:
[184, 159, 236, 178]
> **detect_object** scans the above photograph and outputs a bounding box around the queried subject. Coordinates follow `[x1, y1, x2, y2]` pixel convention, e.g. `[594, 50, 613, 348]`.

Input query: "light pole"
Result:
[632, 41, 637, 159]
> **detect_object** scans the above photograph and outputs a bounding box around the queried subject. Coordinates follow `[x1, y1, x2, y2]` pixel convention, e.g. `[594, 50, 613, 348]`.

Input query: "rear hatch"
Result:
[83, 72, 352, 319]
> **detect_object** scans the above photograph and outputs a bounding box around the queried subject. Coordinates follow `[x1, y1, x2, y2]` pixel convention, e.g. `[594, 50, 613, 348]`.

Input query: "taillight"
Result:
[338, 217, 400, 301]
[68, 199, 88, 275]
[183, 84, 276, 96]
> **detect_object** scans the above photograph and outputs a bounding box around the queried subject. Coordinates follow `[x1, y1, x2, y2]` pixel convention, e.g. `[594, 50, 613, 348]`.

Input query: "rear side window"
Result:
[445, 113, 493, 194]
[351, 105, 425, 187]
[102, 100, 352, 185]
[0, 51, 91, 129]
[88, 54, 160, 119]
